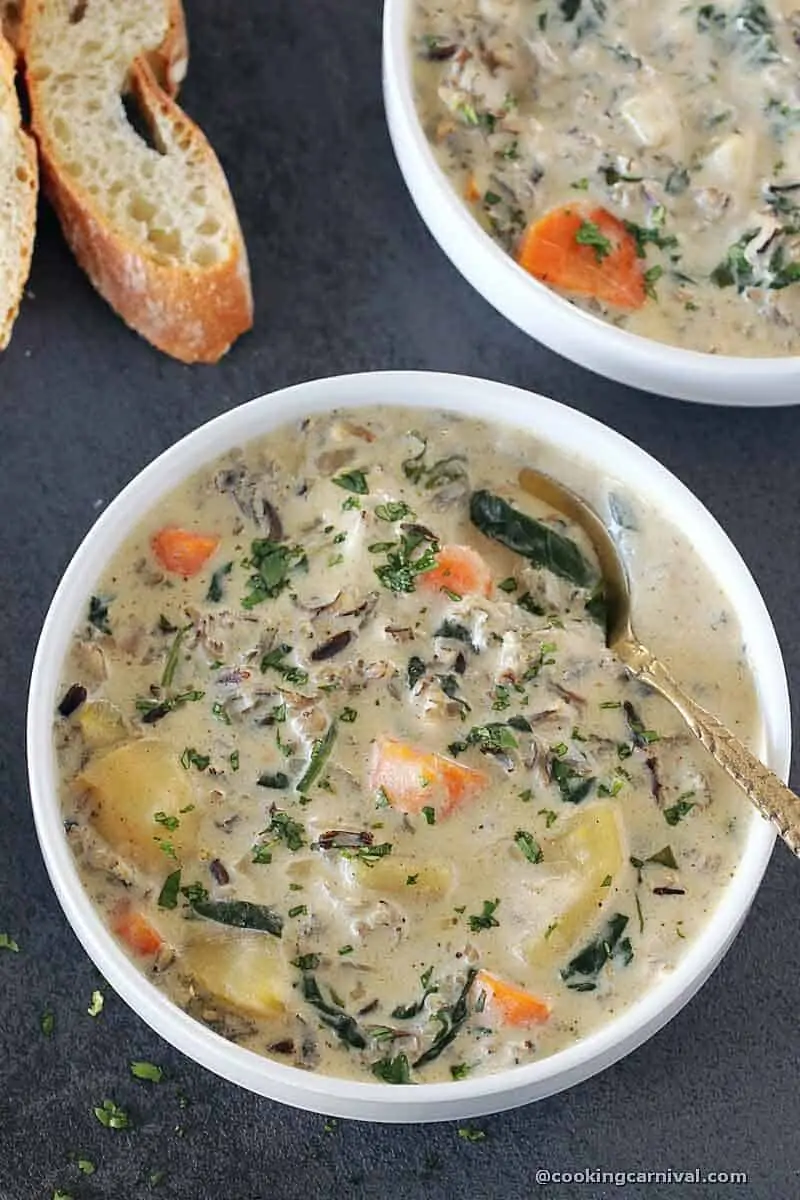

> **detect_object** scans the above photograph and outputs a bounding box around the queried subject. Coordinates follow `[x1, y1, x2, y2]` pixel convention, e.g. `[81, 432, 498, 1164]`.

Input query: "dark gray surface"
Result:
[1, 3, 799, 1198]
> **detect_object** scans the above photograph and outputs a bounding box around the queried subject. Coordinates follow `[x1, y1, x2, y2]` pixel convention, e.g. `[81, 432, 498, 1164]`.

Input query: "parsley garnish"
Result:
[260, 643, 309, 685]
[664, 795, 696, 826]
[88, 594, 112, 634]
[87, 989, 104, 1017]
[154, 811, 179, 832]
[93, 1098, 129, 1130]
[130, 1060, 163, 1082]
[467, 898, 500, 932]
[371, 1054, 412, 1084]
[373, 527, 439, 594]
[421, 805, 436, 826]
[180, 746, 210, 771]
[242, 538, 305, 610]
[514, 830, 543, 864]
[375, 501, 414, 521]
[332, 469, 369, 494]
[206, 561, 232, 603]
[576, 219, 612, 261]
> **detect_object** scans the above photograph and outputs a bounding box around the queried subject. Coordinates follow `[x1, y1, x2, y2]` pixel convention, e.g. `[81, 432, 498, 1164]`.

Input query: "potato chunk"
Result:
[346, 856, 453, 896]
[78, 699, 128, 750]
[77, 738, 199, 874]
[526, 803, 624, 959]
[183, 936, 288, 1018]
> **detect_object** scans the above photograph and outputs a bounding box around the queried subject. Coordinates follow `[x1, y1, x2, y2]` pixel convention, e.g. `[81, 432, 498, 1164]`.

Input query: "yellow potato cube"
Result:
[526, 802, 624, 959]
[78, 699, 128, 750]
[184, 936, 288, 1019]
[76, 738, 199, 875]
[348, 856, 453, 896]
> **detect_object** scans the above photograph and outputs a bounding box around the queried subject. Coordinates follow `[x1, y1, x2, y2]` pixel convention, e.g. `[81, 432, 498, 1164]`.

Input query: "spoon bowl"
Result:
[519, 466, 800, 857]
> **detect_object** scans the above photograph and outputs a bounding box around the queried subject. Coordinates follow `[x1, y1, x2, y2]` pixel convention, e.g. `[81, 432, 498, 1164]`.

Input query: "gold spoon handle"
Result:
[620, 640, 799, 856]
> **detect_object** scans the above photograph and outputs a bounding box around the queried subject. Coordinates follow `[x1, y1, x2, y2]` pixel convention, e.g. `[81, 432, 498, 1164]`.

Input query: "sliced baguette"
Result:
[0, 33, 37, 349]
[1, 3, 21, 51]
[24, 1, 252, 363]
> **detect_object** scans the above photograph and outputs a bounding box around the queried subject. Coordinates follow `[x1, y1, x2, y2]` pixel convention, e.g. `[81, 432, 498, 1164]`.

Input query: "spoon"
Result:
[518, 466, 799, 856]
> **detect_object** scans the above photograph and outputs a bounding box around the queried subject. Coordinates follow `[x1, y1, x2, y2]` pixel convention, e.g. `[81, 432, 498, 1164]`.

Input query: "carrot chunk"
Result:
[464, 173, 481, 203]
[151, 527, 219, 576]
[369, 736, 487, 818]
[476, 969, 551, 1025]
[420, 545, 493, 598]
[517, 204, 646, 310]
[112, 905, 163, 957]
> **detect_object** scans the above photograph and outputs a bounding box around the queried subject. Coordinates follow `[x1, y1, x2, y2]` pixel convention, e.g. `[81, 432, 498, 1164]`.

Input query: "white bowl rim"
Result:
[27, 370, 790, 1121]
[382, 0, 800, 405]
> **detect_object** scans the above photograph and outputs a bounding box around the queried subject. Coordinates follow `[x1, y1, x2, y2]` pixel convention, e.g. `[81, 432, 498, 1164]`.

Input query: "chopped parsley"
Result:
[514, 830, 543, 864]
[154, 811, 179, 832]
[229, 750, 240, 772]
[130, 1060, 163, 1082]
[575, 219, 612, 261]
[180, 746, 210, 771]
[340, 706, 358, 723]
[93, 1098, 129, 1130]
[206, 560, 232, 603]
[539, 808, 558, 828]
[467, 898, 500, 932]
[260, 643, 309, 685]
[288, 904, 308, 918]
[88, 594, 112, 634]
[457, 1126, 487, 1142]
[375, 501, 414, 521]
[373, 527, 439, 594]
[371, 1054, 412, 1084]
[664, 795, 696, 826]
[242, 538, 306, 610]
[332, 469, 369, 494]
[421, 805, 436, 826]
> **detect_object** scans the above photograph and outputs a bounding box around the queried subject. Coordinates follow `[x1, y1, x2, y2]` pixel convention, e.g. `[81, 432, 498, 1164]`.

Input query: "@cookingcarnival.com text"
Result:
[532, 1169, 747, 1186]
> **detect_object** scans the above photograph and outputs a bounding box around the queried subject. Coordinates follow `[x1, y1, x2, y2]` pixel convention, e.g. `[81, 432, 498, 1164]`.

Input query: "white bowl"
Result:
[27, 371, 790, 1122]
[382, 1, 800, 406]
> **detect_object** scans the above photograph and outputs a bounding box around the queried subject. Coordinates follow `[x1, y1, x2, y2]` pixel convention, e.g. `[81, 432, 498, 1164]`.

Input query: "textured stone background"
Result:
[1, 4, 799, 1198]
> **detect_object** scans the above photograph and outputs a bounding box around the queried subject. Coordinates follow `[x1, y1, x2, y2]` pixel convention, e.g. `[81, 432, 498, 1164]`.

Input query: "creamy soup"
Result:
[412, 0, 800, 356]
[54, 408, 759, 1085]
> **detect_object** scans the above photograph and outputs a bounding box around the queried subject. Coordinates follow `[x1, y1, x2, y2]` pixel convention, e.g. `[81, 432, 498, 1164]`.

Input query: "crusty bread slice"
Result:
[23, 0, 252, 363]
[0, 33, 37, 349]
[1, 3, 22, 50]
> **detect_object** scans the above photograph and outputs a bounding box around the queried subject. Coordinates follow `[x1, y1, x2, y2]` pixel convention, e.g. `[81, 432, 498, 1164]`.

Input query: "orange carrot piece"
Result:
[517, 204, 646, 310]
[419, 545, 493, 598]
[464, 173, 481, 203]
[151, 527, 220, 577]
[369, 736, 487, 818]
[476, 969, 551, 1026]
[112, 905, 163, 957]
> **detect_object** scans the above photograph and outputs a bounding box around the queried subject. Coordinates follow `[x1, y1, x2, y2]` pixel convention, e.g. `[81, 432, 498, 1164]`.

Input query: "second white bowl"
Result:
[382, 0, 800, 406]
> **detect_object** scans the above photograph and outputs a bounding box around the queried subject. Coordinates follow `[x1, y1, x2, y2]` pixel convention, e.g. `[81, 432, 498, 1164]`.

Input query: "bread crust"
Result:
[0, 32, 38, 349]
[25, 10, 253, 364]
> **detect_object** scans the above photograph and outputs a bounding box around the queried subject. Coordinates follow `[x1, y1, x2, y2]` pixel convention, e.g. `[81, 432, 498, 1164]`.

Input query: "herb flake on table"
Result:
[131, 1060, 163, 1082]
[87, 989, 104, 1017]
[93, 1098, 129, 1130]
[0, 933, 19, 952]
